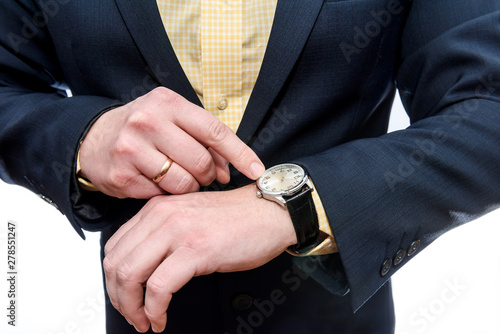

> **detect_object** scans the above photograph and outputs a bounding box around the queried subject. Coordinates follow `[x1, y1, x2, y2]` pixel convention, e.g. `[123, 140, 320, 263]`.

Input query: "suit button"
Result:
[380, 258, 392, 277]
[393, 249, 406, 266]
[407, 240, 421, 257]
[232, 294, 253, 311]
[38, 194, 59, 210]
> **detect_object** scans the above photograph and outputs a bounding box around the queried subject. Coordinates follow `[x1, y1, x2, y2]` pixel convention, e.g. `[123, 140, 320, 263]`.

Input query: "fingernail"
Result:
[250, 162, 265, 179]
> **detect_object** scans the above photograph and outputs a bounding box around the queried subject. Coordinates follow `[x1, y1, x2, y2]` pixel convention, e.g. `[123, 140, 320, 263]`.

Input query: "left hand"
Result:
[103, 184, 297, 333]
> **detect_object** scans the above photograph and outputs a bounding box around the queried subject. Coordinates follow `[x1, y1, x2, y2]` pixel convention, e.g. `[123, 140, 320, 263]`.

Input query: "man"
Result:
[1, 0, 499, 333]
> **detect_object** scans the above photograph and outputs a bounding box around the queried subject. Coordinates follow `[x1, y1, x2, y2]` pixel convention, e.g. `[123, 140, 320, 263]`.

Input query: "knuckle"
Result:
[150, 86, 170, 99]
[192, 151, 214, 176]
[183, 235, 203, 253]
[112, 134, 137, 161]
[144, 196, 173, 216]
[102, 256, 115, 276]
[144, 306, 162, 324]
[205, 117, 230, 144]
[173, 175, 199, 195]
[176, 231, 207, 254]
[149, 86, 167, 96]
[151, 86, 182, 107]
[116, 260, 134, 284]
[126, 109, 156, 132]
[107, 168, 135, 191]
[146, 276, 166, 297]
[148, 194, 167, 207]
[104, 243, 112, 257]
[126, 87, 180, 132]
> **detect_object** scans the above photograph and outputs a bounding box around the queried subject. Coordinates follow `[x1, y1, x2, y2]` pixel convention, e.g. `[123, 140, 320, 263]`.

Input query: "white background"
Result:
[0, 94, 499, 334]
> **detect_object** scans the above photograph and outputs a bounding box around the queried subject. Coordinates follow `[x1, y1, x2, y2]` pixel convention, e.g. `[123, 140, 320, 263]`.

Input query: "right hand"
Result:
[79, 87, 265, 199]
[102, 184, 297, 332]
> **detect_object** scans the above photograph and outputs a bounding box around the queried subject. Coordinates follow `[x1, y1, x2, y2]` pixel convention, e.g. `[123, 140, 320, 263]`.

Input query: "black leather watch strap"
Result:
[284, 185, 320, 254]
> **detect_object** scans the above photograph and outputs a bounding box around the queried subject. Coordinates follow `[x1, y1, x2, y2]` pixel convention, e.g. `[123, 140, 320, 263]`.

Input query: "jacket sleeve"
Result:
[296, 0, 500, 311]
[0, 0, 129, 237]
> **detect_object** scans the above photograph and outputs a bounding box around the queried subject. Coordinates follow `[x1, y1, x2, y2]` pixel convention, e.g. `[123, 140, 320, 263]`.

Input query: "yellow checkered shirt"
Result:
[157, 0, 336, 255]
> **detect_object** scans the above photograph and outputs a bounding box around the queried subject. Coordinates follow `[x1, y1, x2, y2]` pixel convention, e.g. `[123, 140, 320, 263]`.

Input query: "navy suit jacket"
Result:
[1, 0, 500, 333]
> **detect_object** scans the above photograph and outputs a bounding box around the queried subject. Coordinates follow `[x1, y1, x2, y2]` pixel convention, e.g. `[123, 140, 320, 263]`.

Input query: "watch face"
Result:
[257, 163, 307, 196]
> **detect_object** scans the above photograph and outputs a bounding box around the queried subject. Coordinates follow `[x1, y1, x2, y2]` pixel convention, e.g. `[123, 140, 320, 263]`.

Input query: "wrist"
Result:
[74, 105, 120, 193]
[76, 140, 99, 192]
[256, 164, 321, 253]
[243, 184, 297, 248]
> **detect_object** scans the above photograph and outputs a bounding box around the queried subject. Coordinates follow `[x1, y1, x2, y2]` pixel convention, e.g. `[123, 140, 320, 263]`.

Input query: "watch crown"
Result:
[256, 190, 263, 198]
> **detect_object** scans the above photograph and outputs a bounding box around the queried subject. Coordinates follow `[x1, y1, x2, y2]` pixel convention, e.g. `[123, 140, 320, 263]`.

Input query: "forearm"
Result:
[0, 0, 130, 235]
[0, 87, 124, 235]
[298, 97, 500, 309]
[293, 2, 500, 310]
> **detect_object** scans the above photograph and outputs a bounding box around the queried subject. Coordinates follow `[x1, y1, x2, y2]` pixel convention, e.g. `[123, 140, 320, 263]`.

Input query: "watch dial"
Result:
[259, 164, 305, 193]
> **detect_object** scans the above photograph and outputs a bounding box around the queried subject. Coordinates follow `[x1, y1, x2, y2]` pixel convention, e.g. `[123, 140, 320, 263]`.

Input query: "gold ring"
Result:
[153, 157, 173, 183]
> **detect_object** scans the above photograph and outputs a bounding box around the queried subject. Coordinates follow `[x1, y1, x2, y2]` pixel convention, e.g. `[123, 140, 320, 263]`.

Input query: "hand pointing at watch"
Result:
[79, 87, 265, 199]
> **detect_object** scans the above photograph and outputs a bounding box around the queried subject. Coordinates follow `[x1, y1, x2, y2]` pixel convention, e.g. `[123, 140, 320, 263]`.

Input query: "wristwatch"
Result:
[256, 163, 320, 254]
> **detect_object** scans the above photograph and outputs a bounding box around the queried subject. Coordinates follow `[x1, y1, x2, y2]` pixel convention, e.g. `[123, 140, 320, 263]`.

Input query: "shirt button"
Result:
[231, 294, 253, 311]
[407, 240, 421, 257]
[217, 95, 228, 110]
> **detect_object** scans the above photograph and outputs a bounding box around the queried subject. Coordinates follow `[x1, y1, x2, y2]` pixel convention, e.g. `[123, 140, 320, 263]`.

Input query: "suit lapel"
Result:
[113, 0, 324, 137]
[113, 0, 202, 106]
[237, 0, 325, 144]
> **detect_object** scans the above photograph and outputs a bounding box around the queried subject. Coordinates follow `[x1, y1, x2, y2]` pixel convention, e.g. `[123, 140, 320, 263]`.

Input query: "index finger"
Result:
[170, 98, 265, 180]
